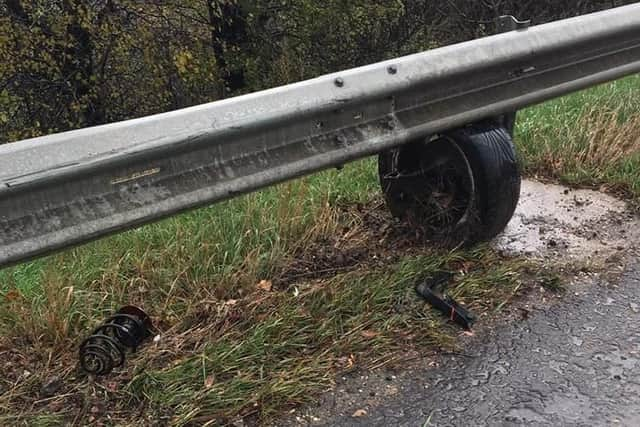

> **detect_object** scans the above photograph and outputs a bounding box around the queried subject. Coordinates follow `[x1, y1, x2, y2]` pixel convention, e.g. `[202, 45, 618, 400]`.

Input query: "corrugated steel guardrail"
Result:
[2, 4, 640, 268]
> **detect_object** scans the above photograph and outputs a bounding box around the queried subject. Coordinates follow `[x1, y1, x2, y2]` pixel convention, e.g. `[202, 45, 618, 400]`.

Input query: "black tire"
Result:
[378, 121, 521, 245]
[445, 122, 521, 241]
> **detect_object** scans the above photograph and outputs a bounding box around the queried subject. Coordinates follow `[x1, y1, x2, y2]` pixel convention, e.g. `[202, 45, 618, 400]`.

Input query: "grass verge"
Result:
[517, 74, 640, 202]
[0, 181, 529, 425]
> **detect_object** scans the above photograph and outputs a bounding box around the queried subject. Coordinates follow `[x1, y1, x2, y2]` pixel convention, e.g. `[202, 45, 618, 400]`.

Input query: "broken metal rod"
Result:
[416, 272, 476, 330]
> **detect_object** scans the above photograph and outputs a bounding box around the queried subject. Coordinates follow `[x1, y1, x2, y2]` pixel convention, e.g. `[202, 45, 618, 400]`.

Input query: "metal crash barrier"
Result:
[2, 4, 640, 268]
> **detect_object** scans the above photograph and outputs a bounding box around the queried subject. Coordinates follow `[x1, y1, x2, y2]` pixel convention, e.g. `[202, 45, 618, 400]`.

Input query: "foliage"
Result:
[1, 0, 635, 143]
[0, 0, 219, 141]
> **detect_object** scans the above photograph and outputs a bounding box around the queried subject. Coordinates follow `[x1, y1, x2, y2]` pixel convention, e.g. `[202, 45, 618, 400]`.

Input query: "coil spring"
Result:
[79, 306, 152, 376]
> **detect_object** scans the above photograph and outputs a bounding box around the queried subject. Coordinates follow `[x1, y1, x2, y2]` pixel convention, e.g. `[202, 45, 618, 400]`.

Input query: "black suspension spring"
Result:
[79, 306, 153, 376]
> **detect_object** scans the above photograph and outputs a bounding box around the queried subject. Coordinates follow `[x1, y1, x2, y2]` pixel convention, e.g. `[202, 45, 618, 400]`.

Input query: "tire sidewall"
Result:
[444, 123, 521, 241]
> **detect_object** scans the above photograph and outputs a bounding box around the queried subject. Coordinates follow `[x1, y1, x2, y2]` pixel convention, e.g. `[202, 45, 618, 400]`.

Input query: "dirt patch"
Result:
[277, 180, 640, 290]
[274, 199, 438, 287]
[495, 180, 639, 264]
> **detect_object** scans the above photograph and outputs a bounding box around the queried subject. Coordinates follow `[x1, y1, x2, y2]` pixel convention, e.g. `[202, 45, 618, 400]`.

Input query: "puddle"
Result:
[495, 180, 639, 263]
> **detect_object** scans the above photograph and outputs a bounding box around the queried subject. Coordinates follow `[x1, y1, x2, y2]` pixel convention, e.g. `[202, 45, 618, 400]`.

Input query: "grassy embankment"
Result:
[1, 75, 639, 425]
[517, 74, 640, 199]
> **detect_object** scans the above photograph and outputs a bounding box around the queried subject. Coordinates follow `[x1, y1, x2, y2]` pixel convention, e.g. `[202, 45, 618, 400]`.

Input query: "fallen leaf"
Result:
[204, 374, 215, 388]
[347, 354, 356, 368]
[4, 289, 20, 302]
[47, 400, 65, 412]
[361, 330, 378, 339]
[256, 280, 272, 292]
[352, 409, 367, 418]
[461, 261, 474, 273]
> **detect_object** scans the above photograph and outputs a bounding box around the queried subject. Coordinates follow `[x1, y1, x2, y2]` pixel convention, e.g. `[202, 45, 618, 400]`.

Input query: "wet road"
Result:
[286, 261, 640, 426]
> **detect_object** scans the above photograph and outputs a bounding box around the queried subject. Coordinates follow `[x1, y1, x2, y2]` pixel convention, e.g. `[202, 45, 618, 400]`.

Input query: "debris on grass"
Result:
[79, 306, 153, 376]
[415, 273, 477, 330]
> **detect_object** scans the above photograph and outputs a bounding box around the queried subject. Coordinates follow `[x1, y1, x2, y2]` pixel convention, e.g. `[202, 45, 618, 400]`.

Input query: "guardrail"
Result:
[2, 4, 640, 269]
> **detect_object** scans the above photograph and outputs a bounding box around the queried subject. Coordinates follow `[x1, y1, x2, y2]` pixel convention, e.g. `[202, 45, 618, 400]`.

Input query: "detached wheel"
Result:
[378, 122, 521, 245]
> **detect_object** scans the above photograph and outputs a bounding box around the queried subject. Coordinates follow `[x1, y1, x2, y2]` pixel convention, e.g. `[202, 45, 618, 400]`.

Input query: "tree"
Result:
[1, 0, 634, 143]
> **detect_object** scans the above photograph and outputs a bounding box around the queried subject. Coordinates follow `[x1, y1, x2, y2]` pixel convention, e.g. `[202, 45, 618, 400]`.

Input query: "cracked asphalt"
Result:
[283, 259, 640, 426]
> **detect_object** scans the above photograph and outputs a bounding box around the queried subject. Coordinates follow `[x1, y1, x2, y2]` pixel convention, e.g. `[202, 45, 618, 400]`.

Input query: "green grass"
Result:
[1, 243, 526, 426]
[517, 74, 640, 199]
[2, 75, 640, 425]
[126, 249, 523, 425]
[0, 159, 528, 425]
[0, 161, 377, 339]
